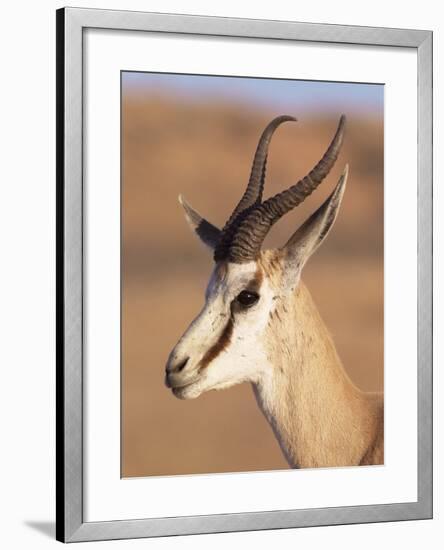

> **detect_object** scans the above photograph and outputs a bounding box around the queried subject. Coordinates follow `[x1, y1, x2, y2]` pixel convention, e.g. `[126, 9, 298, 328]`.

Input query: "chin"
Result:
[172, 384, 203, 400]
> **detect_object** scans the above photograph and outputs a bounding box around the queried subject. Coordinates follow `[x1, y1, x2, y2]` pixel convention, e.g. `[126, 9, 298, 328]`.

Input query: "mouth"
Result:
[165, 372, 197, 388]
[167, 377, 202, 400]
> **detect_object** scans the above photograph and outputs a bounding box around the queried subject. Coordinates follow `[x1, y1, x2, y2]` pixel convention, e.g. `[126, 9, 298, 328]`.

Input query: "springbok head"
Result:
[165, 115, 348, 399]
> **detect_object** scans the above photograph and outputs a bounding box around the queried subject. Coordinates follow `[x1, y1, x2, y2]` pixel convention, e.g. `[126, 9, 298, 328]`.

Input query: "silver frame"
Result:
[56, 6, 433, 543]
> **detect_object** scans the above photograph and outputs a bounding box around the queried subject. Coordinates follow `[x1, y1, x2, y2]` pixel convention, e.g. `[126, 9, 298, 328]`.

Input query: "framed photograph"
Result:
[56, 7, 433, 543]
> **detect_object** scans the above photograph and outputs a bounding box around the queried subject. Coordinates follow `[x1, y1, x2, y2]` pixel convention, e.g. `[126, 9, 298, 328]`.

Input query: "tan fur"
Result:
[253, 251, 384, 468]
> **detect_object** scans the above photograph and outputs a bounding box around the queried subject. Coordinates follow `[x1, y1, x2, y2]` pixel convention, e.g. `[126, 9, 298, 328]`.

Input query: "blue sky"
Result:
[122, 71, 383, 115]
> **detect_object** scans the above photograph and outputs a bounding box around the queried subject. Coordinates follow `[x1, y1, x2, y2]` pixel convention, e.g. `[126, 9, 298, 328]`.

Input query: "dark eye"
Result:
[236, 290, 259, 308]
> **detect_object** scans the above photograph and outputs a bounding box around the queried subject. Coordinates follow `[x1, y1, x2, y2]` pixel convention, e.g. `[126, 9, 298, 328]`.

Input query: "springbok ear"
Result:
[178, 195, 221, 250]
[281, 165, 349, 274]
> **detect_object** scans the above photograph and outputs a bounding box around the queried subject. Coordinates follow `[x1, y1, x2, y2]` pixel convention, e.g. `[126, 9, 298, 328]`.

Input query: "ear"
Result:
[281, 164, 349, 275]
[178, 195, 221, 250]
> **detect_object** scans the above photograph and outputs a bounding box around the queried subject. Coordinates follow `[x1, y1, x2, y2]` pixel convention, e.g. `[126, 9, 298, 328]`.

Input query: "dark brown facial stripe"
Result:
[198, 317, 234, 370]
[198, 267, 262, 370]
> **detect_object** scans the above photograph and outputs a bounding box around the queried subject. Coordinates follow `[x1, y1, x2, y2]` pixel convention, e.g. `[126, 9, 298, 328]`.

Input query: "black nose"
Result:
[166, 356, 189, 374]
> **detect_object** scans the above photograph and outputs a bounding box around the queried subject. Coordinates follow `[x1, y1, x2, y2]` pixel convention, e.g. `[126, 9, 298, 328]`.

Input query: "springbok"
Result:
[165, 115, 384, 468]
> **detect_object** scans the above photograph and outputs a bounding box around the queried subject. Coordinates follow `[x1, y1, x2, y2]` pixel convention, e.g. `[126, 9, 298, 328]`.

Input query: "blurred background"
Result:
[121, 72, 384, 478]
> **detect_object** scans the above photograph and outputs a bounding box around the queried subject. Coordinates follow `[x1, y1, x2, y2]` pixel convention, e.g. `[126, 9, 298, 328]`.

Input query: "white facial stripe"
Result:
[184, 262, 261, 368]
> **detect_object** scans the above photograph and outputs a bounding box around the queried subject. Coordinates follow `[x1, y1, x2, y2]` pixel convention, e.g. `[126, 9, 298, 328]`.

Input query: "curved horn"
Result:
[224, 115, 346, 263]
[221, 115, 297, 232]
[214, 115, 297, 262]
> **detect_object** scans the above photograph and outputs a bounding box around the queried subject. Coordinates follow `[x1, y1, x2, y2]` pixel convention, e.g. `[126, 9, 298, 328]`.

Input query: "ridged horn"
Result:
[214, 115, 297, 262]
[220, 115, 297, 233]
[221, 114, 346, 263]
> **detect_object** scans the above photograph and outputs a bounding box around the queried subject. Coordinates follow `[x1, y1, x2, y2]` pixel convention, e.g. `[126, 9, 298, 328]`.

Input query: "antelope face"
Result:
[165, 115, 348, 400]
[165, 259, 276, 399]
